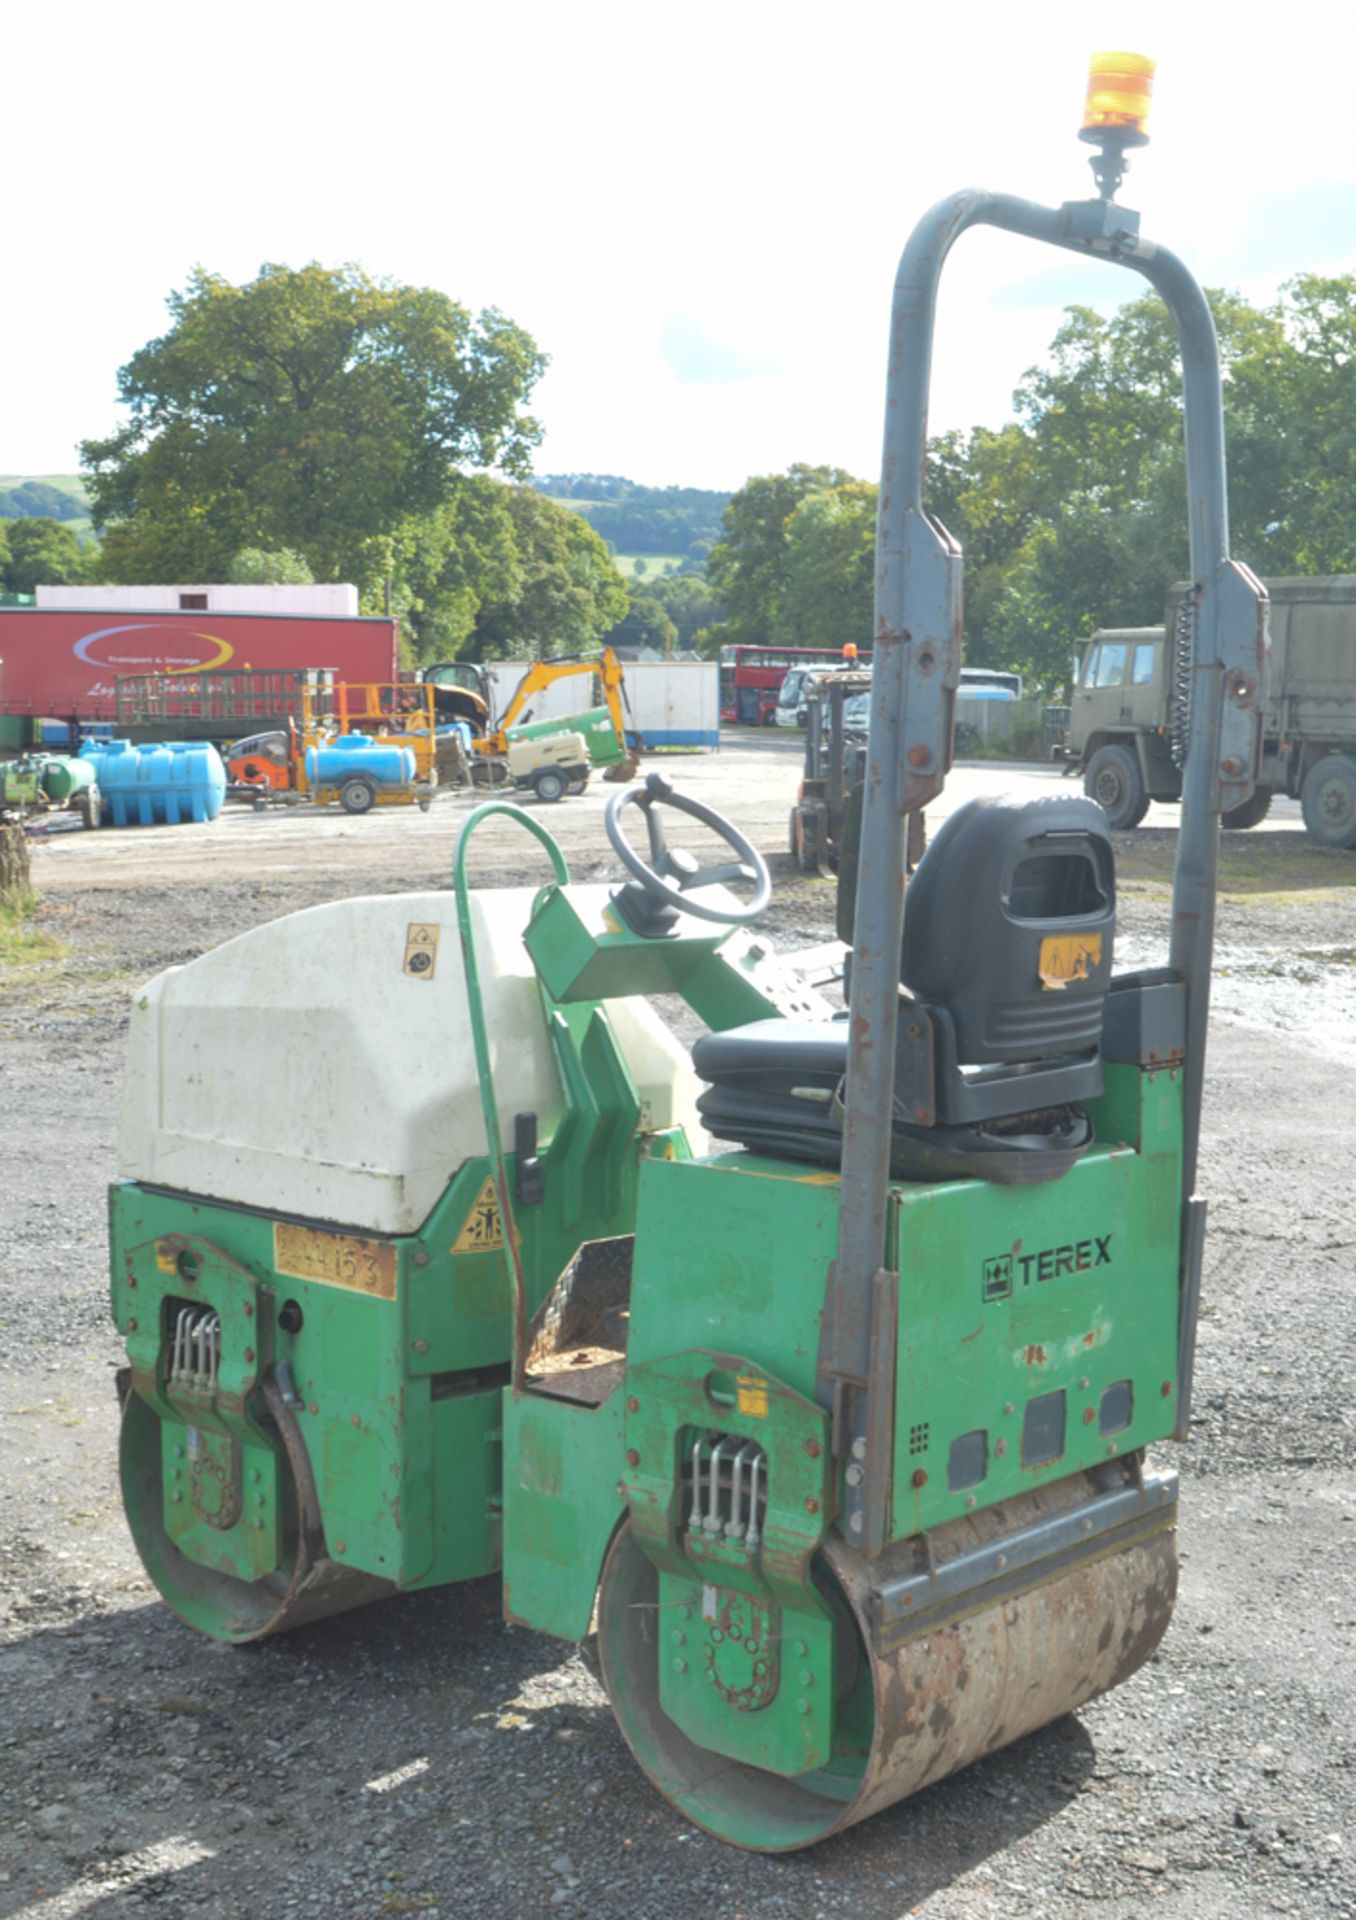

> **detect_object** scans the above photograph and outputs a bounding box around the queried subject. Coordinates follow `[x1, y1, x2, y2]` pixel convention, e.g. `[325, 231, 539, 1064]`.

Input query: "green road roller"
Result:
[109, 58, 1270, 1849]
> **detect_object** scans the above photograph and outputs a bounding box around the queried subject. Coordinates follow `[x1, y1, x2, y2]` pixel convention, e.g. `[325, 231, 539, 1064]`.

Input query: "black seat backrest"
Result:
[902, 792, 1115, 1069]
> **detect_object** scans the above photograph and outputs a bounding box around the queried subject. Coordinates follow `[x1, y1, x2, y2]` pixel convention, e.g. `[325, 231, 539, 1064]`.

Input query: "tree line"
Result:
[7, 263, 1354, 678]
[700, 276, 1356, 691]
[531, 476, 729, 561]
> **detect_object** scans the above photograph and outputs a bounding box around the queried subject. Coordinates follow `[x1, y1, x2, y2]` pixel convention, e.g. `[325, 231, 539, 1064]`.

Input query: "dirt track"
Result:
[2, 737, 1353, 1920]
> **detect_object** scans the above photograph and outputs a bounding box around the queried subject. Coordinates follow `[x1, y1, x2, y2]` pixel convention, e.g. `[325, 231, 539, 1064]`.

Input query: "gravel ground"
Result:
[1, 743, 1353, 1920]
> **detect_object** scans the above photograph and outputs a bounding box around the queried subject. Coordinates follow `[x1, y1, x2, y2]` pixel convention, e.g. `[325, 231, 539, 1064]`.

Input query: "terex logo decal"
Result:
[72, 624, 236, 674]
[982, 1236, 1112, 1302]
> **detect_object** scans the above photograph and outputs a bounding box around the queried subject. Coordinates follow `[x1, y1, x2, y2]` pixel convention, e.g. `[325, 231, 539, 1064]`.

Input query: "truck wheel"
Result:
[77, 784, 101, 830]
[1084, 744, 1150, 830]
[1221, 788, 1272, 830]
[1301, 755, 1356, 848]
[788, 807, 798, 856]
[532, 767, 567, 803]
[338, 775, 378, 816]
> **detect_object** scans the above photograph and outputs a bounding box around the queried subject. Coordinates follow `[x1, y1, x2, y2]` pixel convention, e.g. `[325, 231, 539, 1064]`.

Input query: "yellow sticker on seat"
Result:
[1039, 932, 1102, 990]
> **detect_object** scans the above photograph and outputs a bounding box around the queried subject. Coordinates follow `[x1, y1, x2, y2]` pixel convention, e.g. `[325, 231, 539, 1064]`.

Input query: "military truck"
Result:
[1064, 577, 1356, 844]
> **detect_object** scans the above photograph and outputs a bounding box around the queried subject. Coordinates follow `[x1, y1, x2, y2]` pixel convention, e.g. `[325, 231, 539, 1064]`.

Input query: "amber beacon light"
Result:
[1080, 50, 1155, 147]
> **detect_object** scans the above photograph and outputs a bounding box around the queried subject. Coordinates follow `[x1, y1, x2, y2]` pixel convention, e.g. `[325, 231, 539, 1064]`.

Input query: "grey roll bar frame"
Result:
[822, 183, 1270, 1553]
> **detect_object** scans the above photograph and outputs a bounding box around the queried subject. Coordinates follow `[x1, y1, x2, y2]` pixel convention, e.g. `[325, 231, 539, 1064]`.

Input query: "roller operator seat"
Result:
[692, 793, 1116, 1185]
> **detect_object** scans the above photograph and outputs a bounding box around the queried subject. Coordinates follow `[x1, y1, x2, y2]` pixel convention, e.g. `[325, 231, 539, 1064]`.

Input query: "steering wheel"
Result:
[605, 772, 771, 926]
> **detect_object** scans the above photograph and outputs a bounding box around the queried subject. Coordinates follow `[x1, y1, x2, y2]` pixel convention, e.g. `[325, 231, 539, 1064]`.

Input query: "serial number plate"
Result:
[273, 1224, 397, 1300]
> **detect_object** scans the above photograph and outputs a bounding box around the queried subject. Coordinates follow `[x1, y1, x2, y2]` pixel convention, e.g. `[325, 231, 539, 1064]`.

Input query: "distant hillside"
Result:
[532, 474, 728, 566]
[0, 474, 90, 523]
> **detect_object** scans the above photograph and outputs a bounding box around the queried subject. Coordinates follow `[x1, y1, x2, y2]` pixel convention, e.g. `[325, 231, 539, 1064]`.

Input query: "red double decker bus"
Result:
[719, 643, 865, 726]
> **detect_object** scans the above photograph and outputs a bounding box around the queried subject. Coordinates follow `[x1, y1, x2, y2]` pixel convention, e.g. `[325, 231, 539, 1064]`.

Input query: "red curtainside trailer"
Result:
[0, 608, 399, 721]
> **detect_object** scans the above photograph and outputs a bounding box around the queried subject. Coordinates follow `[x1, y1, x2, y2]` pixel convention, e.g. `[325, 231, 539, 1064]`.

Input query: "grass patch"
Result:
[0, 892, 68, 976]
[613, 553, 687, 578]
[1111, 828, 1356, 898]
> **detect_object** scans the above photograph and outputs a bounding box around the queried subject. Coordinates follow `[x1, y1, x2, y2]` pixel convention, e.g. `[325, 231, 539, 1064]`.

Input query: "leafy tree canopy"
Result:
[643, 571, 724, 653]
[82, 263, 547, 586]
[604, 591, 678, 656]
[782, 481, 876, 652]
[705, 465, 855, 652]
[3, 517, 88, 595]
[703, 279, 1356, 693]
[227, 546, 314, 585]
[463, 486, 628, 662]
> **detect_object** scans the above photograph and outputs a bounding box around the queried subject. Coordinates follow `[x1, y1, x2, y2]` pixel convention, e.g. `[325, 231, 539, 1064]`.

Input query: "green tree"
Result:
[399, 478, 523, 662]
[604, 591, 678, 656]
[1233, 273, 1356, 573]
[466, 487, 628, 661]
[931, 287, 1291, 688]
[646, 572, 723, 652]
[782, 481, 876, 651]
[82, 263, 546, 585]
[4, 517, 87, 595]
[705, 464, 854, 650]
[227, 546, 315, 585]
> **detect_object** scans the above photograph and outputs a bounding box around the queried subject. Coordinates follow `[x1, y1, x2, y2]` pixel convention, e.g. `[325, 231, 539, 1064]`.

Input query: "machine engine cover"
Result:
[118, 887, 703, 1234]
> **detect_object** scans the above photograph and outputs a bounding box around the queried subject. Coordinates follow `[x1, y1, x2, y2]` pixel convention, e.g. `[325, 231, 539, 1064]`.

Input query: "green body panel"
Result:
[627, 1157, 842, 1398]
[507, 705, 625, 768]
[526, 885, 818, 1030]
[420, 1386, 504, 1589]
[526, 885, 731, 1002]
[626, 1064, 1182, 1535]
[620, 1350, 836, 1776]
[109, 1107, 687, 1601]
[161, 1418, 282, 1580]
[501, 1388, 625, 1638]
[889, 1062, 1183, 1537]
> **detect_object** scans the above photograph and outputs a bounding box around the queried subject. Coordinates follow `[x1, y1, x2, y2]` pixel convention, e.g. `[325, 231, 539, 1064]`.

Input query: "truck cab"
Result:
[1066, 626, 1178, 827]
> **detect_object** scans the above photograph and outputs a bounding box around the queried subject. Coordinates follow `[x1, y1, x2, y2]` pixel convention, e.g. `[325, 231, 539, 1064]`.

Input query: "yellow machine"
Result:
[304, 683, 442, 784]
[475, 647, 641, 779]
[229, 684, 438, 816]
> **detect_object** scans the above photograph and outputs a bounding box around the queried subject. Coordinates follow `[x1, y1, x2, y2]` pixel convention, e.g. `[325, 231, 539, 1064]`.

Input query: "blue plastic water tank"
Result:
[304, 735, 416, 787]
[82, 740, 227, 827]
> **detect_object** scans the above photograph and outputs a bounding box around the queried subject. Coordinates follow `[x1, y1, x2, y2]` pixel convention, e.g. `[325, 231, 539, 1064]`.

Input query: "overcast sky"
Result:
[6, 0, 1354, 491]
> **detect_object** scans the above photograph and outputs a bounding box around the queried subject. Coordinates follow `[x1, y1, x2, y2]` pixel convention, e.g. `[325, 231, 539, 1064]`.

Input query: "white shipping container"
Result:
[485, 659, 718, 747]
[621, 661, 718, 745]
[36, 583, 360, 617]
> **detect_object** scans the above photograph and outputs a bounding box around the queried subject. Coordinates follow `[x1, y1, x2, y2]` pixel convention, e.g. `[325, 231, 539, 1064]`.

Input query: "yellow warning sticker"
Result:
[737, 1374, 769, 1418]
[1039, 931, 1102, 991]
[452, 1177, 505, 1255]
[403, 922, 441, 981]
[274, 1224, 397, 1300]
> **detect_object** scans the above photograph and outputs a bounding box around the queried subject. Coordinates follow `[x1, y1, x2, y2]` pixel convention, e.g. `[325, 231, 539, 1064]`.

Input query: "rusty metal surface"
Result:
[824, 1469, 1179, 1839]
[598, 1469, 1177, 1852]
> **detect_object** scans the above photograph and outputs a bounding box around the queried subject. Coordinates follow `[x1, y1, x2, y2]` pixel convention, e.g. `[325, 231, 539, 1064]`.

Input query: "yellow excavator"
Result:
[422, 648, 641, 784]
[476, 647, 641, 780]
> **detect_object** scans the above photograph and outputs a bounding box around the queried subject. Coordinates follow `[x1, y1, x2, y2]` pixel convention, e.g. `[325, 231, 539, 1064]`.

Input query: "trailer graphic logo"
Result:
[72, 623, 237, 675]
[983, 1236, 1113, 1302]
